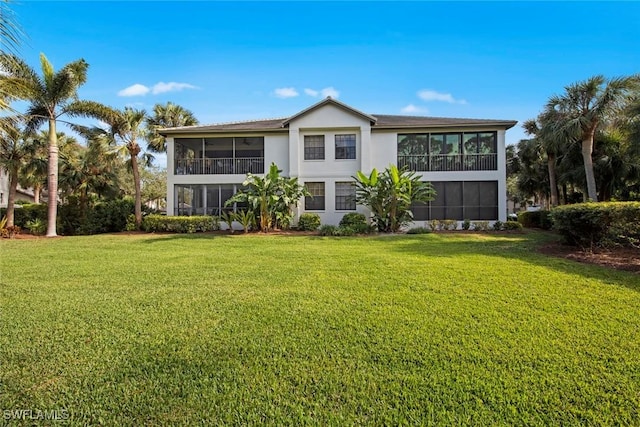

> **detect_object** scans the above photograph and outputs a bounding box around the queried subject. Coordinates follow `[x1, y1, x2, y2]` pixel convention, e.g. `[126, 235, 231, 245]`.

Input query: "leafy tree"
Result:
[354, 165, 435, 232]
[0, 53, 111, 236]
[0, 117, 38, 226]
[546, 75, 639, 201]
[226, 163, 308, 232]
[146, 102, 198, 153]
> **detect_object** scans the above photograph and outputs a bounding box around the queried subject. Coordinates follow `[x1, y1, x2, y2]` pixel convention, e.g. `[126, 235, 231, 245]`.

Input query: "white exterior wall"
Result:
[287, 104, 372, 225]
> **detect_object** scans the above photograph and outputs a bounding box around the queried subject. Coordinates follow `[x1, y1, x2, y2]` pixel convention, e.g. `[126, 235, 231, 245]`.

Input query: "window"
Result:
[305, 182, 325, 210]
[304, 135, 325, 160]
[335, 182, 356, 210]
[335, 134, 356, 159]
[411, 181, 498, 221]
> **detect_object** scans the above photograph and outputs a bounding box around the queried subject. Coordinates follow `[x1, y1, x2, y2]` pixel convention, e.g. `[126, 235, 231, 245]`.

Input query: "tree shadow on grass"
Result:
[387, 231, 640, 293]
[140, 232, 234, 243]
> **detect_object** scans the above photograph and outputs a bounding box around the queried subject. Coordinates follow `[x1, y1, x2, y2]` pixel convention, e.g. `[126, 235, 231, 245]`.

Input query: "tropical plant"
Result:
[0, 53, 111, 236]
[146, 102, 198, 153]
[220, 210, 235, 233]
[235, 210, 255, 233]
[0, 117, 38, 227]
[354, 165, 435, 232]
[101, 107, 151, 229]
[25, 218, 45, 235]
[546, 75, 639, 201]
[225, 163, 309, 232]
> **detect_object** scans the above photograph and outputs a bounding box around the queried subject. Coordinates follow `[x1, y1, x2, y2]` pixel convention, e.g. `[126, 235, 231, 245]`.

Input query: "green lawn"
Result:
[1, 232, 639, 425]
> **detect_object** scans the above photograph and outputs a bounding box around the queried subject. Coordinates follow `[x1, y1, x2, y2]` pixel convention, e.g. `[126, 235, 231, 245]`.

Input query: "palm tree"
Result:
[0, 0, 24, 114]
[523, 108, 570, 207]
[0, 117, 37, 226]
[146, 102, 198, 153]
[547, 75, 638, 201]
[0, 53, 112, 236]
[106, 107, 149, 228]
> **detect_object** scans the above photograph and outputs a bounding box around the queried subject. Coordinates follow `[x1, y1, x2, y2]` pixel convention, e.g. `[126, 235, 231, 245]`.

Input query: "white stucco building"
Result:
[161, 98, 517, 225]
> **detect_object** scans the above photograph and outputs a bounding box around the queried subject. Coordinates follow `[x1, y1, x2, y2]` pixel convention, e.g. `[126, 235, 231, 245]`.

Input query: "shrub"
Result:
[427, 219, 439, 231]
[472, 221, 490, 232]
[125, 214, 137, 231]
[235, 210, 255, 233]
[2, 225, 20, 238]
[142, 215, 219, 234]
[406, 226, 431, 234]
[25, 218, 46, 235]
[318, 225, 340, 236]
[0, 203, 47, 228]
[442, 219, 457, 231]
[492, 220, 504, 231]
[335, 226, 357, 236]
[503, 221, 523, 231]
[462, 219, 471, 230]
[339, 212, 367, 229]
[220, 211, 235, 233]
[518, 210, 552, 229]
[550, 202, 640, 249]
[298, 213, 321, 231]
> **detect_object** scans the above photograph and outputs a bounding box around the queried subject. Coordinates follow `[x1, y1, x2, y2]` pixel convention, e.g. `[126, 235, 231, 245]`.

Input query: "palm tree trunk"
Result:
[130, 149, 142, 228]
[33, 184, 41, 204]
[582, 134, 598, 202]
[6, 167, 18, 227]
[547, 153, 559, 207]
[46, 119, 58, 237]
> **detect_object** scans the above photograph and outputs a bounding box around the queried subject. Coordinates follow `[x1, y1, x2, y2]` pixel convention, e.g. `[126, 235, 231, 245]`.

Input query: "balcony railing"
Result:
[175, 157, 264, 175]
[397, 153, 497, 172]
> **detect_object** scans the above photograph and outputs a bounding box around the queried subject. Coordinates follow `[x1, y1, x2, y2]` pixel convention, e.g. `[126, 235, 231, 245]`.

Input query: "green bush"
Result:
[472, 221, 490, 232]
[427, 219, 439, 231]
[0, 203, 47, 228]
[339, 212, 367, 228]
[503, 221, 523, 231]
[25, 218, 46, 235]
[462, 219, 471, 230]
[406, 226, 431, 234]
[298, 213, 321, 231]
[518, 210, 552, 229]
[141, 215, 219, 234]
[550, 202, 640, 249]
[318, 225, 340, 236]
[441, 219, 457, 231]
[492, 220, 504, 231]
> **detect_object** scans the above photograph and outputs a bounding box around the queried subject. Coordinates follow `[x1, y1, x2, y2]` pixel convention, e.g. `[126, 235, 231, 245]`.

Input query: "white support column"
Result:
[497, 130, 507, 222]
[166, 137, 175, 216]
[289, 127, 300, 178]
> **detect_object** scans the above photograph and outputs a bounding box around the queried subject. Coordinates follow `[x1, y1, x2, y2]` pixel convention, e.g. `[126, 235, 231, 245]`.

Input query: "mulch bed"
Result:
[538, 242, 640, 274]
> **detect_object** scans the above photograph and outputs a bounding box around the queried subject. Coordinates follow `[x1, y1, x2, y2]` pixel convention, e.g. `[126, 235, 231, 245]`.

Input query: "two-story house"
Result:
[161, 97, 517, 225]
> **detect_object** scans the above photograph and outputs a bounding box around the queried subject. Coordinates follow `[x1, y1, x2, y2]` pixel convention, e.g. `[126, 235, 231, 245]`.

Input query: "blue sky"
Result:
[11, 1, 640, 166]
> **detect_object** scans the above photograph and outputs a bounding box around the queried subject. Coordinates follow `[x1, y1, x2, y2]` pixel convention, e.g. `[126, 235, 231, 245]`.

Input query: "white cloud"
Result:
[401, 104, 428, 114]
[117, 83, 150, 97]
[304, 86, 340, 99]
[274, 87, 299, 98]
[152, 82, 197, 94]
[320, 87, 339, 98]
[118, 82, 197, 97]
[418, 89, 467, 105]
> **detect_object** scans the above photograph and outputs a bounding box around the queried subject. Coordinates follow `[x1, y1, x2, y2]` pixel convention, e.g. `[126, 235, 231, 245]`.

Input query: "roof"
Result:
[159, 98, 517, 135]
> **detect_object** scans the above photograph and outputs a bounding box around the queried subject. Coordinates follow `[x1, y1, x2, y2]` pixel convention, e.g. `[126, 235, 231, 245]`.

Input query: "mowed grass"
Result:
[1, 232, 639, 426]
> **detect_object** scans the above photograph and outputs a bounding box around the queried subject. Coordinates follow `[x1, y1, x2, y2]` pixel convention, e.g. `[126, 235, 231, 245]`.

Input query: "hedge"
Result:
[0, 203, 47, 227]
[297, 213, 321, 231]
[142, 215, 220, 233]
[518, 210, 552, 229]
[550, 202, 640, 249]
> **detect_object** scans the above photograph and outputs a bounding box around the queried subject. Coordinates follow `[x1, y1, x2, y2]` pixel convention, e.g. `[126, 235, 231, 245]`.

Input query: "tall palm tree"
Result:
[0, 117, 37, 226]
[523, 108, 570, 207]
[0, 0, 24, 114]
[0, 53, 111, 236]
[547, 75, 638, 201]
[146, 102, 198, 153]
[106, 107, 149, 228]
